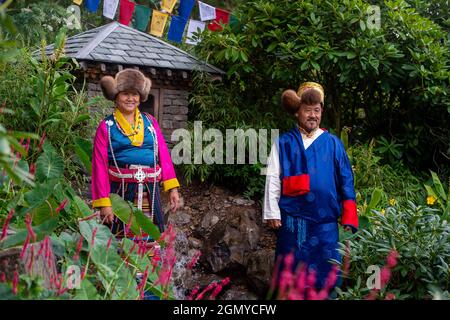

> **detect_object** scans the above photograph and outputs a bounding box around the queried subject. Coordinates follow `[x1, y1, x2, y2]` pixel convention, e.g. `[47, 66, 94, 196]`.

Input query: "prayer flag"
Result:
[167, 15, 188, 43]
[186, 19, 206, 45]
[150, 10, 169, 37]
[84, 0, 100, 12]
[208, 8, 230, 32]
[133, 5, 151, 32]
[198, 1, 216, 21]
[161, 0, 177, 13]
[103, 0, 119, 20]
[73, 0, 83, 5]
[178, 0, 195, 20]
[119, 0, 135, 26]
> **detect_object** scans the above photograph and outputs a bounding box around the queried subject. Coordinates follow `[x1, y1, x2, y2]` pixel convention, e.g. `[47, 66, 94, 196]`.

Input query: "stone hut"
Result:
[42, 21, 224, 145]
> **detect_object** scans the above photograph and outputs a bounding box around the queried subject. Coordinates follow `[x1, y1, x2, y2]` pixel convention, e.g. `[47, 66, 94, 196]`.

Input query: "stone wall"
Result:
[161, 88, 189, 147]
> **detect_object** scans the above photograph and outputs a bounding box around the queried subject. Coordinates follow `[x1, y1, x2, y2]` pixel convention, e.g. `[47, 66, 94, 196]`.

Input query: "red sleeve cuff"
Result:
[341, 199, 358, 231]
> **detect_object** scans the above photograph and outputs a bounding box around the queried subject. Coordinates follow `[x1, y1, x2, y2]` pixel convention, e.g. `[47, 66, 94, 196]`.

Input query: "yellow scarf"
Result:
[114, 108, 144, 147]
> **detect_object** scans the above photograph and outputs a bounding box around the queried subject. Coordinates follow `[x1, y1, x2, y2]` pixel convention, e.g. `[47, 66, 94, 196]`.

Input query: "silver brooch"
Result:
[105, 120, 114, 127]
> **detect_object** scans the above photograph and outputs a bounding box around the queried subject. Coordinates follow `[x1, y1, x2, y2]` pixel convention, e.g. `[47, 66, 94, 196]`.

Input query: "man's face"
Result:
[296, 103, 322, 132]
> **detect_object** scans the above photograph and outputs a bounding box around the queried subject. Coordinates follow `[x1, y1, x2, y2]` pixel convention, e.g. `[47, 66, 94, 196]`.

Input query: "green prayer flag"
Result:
[132, 4, 151, 32]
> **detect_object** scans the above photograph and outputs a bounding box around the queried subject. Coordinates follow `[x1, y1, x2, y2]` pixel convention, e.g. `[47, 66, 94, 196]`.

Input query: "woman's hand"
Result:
[169, 188, 180, 213]
[99, 206, 114, 224]
[267, 219, 282, 229]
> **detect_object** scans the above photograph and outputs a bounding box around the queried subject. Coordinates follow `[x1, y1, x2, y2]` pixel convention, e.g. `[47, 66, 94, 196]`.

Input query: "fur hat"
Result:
[100, 69, 152, 102]
[281, 82, 324, 114]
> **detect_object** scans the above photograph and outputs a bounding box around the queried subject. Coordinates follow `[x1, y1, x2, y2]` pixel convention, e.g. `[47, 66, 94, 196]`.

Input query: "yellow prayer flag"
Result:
[73, 0, 83, 5]
[150, 10, 169, 37]
[161, 0, 177, 13]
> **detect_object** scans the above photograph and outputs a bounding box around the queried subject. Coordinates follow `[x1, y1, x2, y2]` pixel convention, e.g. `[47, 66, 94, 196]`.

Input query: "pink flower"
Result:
[73, 235, 84, 261]
[1, 209, 15, 240]
[380, 267, 391, 287]
[385, 292, 396, 300]
[24, 138, 30, 154]
[106, 236, 113, 251]
[220, 277, 231, 287]
[187, 285, 200, 300]
[0, 272, 6, 282]
[55, 199, 68, 214]
[27, 245, 35, 272]
[195, 282, 217, 300]
[323, 265, 338, 290]
[29, 163, 36, 176]
[38, 132, 46, 152]
[91, 227, 98, 247]
[386, 250, 399, 268]
[12, 271, 19, 295]
[20, 235, 30, 259]
[25, 214, 36, 242]
[187, 250, 202, 269]
[294, 264, 307, 300]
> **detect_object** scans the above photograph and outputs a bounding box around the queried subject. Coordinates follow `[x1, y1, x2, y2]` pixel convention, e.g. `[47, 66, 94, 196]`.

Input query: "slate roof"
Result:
[41, 22, 224, 74]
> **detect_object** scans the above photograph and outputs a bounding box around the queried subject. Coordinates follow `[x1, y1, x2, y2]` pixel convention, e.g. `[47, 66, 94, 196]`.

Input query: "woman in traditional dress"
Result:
[91, 68, 180, 240]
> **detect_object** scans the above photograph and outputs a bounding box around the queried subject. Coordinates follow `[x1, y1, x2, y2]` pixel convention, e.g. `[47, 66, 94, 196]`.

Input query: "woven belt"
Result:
[108, 165, 161, 183]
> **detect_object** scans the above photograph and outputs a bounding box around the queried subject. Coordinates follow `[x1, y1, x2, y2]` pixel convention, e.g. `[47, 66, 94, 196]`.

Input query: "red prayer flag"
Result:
[119, 0, 135, 26]
[207, 8, 230, 32]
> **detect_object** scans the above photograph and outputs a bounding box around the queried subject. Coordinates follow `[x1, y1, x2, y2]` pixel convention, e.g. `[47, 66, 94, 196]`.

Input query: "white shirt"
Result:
[263, 128, 324, 220]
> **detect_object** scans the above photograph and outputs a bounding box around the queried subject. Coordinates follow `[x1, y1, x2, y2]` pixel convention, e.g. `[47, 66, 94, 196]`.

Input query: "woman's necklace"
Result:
[113, 112, 141, 137]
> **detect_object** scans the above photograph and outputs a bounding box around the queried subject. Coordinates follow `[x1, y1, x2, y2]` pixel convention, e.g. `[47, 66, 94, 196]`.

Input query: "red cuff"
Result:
[341, 199, 358, 229]
[282, 174, 310, 197]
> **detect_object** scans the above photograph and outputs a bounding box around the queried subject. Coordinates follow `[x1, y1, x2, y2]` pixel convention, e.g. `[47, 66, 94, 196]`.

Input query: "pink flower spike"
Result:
[55, 199, 68, 214]
[220, 277, 231, 287]
[73, 235, 84, 261]
[27, 245, 35, 272]
[24, 214, 36, 242]
[38, 132, 46, 151]
[187, 250, 202, 269]
[91, 227, 98, 247]
[29, 163, 36, 176]
[1, 209, 15, 241]
[386, 250, 399, 268]
[20, 235, 30, 259]
[106, 236, 113, 251]
[385, 292, 396, 300]
[210, 284, 224, 300]
[187, 285, 200, 300]
[12, 271, 19, 295]
[24, 138, 31, 154]
[0, 272, 6, 282]
[380, 267, 391, 287]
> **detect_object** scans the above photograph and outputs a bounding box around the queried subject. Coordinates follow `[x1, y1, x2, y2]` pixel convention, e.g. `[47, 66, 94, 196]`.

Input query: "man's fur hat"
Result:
[100, 69, 152, 102]
[281, 82, 324, 114]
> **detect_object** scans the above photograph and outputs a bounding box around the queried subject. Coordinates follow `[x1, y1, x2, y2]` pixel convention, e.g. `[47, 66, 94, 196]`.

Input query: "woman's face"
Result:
[116, 90, 140, 114]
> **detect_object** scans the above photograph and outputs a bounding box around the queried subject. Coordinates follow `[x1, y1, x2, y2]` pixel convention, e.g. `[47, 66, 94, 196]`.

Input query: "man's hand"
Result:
[99, 206, 114, 224]
[267, 219, 282, 229]
[343, 226, 353, 232]
[169, 188, 180, 213]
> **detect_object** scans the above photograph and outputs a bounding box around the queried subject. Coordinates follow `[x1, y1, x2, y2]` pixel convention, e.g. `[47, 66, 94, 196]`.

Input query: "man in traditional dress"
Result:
[263, 82, 358, 290]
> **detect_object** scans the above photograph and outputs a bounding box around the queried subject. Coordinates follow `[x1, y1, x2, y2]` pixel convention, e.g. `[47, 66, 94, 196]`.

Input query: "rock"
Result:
[220, 284, 259, 300]
[203, 209, 260, 273]
[246, 249, 275, 297]
[188, 237, 203, 249]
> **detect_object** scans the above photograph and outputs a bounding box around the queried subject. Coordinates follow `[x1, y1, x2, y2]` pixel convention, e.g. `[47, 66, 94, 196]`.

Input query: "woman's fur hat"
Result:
[281, 82, 324, 114]
[100, 69, 152, 102]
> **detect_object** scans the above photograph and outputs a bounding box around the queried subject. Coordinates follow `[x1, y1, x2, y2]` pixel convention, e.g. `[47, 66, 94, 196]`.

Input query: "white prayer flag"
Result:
[186, 19, 206, 45]
[198, 1, 216, 21]
[103, 0, 119, 19]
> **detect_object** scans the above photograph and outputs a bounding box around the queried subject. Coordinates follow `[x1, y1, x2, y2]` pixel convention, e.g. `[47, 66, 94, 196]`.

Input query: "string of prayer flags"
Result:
[84, 0, 100, 12]
[178, 0, 195, 20]
[150, 10, 169, 37]
[167, 15, 188, 43]
[186, 19, 206, 45]
[161, 0, 177, 13]
[73, 0, 83, 5]
[208, 8, 230, 32]
[119, 0, 135, 26]
[103, 0, 119, 20]
[133, 4, 151, 32]
[198, 1, 216, 21]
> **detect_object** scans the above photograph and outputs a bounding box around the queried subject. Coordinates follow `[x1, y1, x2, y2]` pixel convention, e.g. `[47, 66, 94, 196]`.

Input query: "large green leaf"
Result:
[431, 171, 447, 201]
[74, 137, 92, 175]
[73, 196, 92, 218]
[35, 142, 64, 182]
[368, 188, 383, 210]
[110, 194, 161, 240]
[74, 279, 100, 300]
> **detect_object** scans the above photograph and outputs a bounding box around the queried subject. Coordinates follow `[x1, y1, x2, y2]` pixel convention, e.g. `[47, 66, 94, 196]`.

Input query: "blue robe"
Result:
[275, 127, 358, 289]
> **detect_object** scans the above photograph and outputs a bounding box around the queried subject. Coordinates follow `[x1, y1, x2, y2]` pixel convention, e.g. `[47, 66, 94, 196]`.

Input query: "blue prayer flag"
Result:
[85, 0, 100, 12]
[178, 0, 195, 20]
[167, 15, 188, 43]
